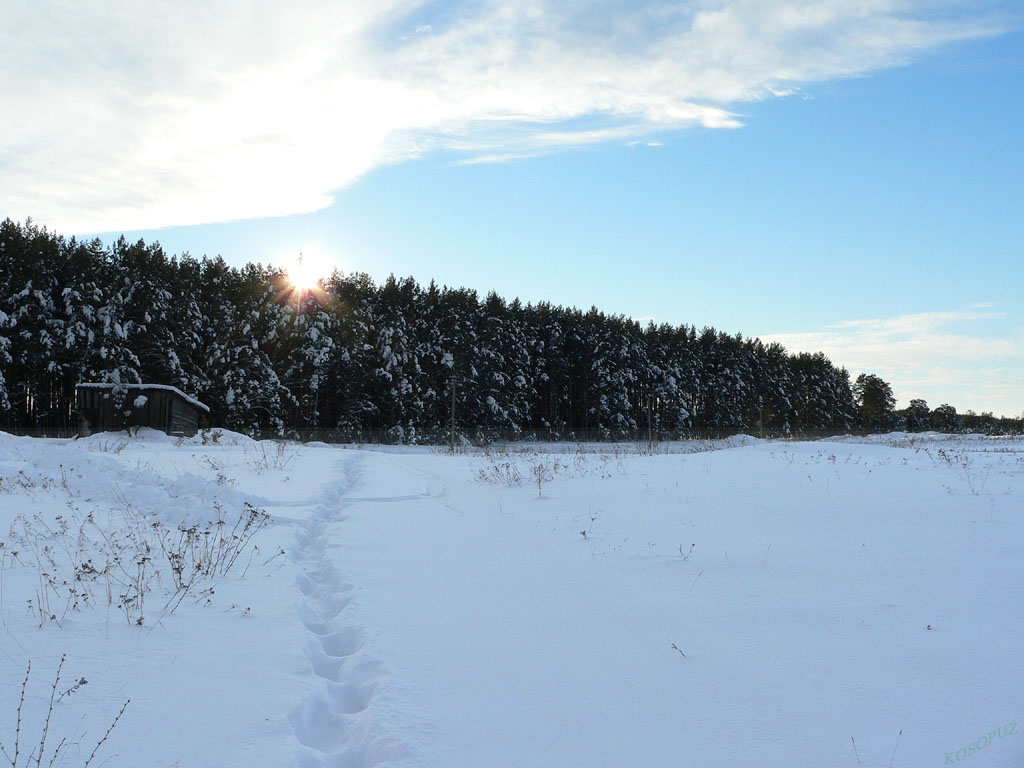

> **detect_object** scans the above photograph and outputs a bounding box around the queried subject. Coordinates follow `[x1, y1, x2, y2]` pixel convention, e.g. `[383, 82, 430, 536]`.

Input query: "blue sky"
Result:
[3, 1, 1022, 415]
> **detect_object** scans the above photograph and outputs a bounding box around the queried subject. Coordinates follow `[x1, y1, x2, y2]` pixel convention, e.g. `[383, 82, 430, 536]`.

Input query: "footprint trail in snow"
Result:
[288, 457, 408, 768]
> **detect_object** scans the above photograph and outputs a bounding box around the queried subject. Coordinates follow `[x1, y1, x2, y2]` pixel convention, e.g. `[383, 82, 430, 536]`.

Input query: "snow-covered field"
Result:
[1, 430, 1022, 767]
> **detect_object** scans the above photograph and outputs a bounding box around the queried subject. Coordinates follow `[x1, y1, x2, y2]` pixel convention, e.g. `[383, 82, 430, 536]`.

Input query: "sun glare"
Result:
[285, 250, 329, 293]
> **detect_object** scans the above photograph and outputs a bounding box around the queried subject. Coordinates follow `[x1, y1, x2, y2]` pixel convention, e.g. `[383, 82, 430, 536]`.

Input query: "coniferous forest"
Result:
[1, 219, 1019, 441]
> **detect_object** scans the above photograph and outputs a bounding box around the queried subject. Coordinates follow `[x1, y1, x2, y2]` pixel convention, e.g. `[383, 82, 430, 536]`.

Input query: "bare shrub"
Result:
[247, 441, 296, 472]
[0, 655, 129, 768]
[531, 461, 554, 497]
[475, 461, 522, 486]
[3, 501, 271, 627]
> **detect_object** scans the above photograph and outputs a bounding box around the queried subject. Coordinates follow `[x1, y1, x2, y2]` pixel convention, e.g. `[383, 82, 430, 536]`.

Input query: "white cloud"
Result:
[0, 0, 1004, 231]
[761, 306, 1024, 416]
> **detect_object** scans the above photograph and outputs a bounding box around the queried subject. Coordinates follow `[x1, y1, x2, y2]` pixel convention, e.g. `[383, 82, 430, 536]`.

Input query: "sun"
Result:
[285, 250, 330, 293]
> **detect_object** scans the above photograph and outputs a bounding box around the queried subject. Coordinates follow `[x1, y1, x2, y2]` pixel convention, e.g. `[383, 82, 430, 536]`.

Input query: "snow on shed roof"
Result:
[76, 382, 210, 412]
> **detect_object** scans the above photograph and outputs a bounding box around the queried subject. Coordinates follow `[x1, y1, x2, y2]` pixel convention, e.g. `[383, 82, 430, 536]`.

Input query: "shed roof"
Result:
[76, 382, 210, 413]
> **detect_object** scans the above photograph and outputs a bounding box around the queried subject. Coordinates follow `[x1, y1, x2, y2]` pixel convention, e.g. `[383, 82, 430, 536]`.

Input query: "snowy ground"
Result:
[1, 430, 1022, 767]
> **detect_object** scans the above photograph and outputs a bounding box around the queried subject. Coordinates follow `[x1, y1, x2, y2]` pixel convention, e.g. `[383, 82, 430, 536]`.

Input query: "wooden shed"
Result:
[76, 383, 210, 437]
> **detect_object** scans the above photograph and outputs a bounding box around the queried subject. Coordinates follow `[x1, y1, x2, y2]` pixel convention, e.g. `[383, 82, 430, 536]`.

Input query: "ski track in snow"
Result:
[288, 454, 408, 768]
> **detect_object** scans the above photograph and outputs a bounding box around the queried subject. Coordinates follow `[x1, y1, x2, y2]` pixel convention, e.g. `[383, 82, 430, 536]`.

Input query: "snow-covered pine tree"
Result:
[276, 277, 338, 434]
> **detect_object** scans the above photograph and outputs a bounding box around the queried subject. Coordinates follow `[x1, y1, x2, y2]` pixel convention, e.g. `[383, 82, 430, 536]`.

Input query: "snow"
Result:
[1, 431, 1022, 767]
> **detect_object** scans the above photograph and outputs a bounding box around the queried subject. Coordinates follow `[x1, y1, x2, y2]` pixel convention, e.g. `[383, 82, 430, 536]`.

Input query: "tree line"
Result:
[0, 219, 1019, 441]
[851, 373, 1019, 436]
